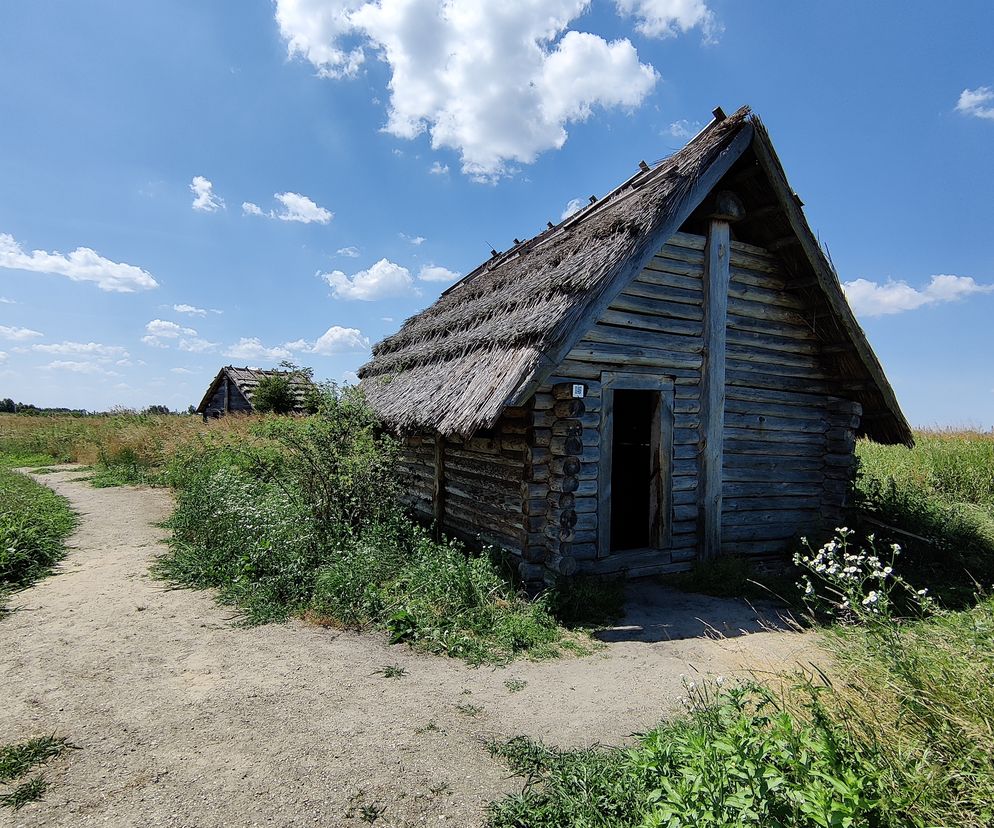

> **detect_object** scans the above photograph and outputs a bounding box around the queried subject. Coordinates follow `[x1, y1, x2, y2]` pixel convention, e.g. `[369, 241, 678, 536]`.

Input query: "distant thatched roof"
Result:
[360, 106, 912, 446]
[196, 366, 315, 413]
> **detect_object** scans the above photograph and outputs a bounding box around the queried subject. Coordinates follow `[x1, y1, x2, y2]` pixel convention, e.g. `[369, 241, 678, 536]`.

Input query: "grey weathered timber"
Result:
[698, 208, 734, 560]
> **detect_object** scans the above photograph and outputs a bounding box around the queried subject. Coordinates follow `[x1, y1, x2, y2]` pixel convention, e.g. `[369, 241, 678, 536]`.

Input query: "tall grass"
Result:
[0, 462, 76, 615]
[490, 529, 994, 827]
[856, 429, 994, 604]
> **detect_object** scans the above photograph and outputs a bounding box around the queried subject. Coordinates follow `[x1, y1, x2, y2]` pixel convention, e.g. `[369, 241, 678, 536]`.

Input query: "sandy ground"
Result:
[1, 468, 823, 827]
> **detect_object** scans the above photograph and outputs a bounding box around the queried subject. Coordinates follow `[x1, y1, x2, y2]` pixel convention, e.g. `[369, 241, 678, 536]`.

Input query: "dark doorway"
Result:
[610, 389, 655, 551]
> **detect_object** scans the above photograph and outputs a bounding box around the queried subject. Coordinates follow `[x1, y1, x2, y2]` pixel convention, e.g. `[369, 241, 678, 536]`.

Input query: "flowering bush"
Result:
[794, 528, 935, 623]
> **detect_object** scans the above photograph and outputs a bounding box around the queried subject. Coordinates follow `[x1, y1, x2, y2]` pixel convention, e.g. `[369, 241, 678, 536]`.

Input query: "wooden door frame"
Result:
[597, 372, 675, 558]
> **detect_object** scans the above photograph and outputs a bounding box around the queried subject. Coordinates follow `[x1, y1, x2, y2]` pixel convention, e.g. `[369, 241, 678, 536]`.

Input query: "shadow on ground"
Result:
[594, 578, 796, 643]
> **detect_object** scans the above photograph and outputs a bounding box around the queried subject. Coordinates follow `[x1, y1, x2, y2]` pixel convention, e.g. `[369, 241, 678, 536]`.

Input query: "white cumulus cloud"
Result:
[956, 86, 994, 120]
[337, 245, 361, 257]
[178, 338, 219, 353]
[172, 303, 214, 317]
[274, 192, 333, 223]
[275, 0, 366, 78]
[322, 258, 417, 300]
[400, 233, 425, 245]
[418, 264, 460, 282]
[615, 0, 718, 40]
[561, 198, 584, 220]
[31, 341, 128, 359]
[0, 324, 43, 341]
[190, 176, 225, 212]
[276, 0, 659, 179]
[42, 360, 118, 376]
[667, 118, 701, 139]
[143, 319, 199, 348]
[0, 232, 158, 292]
[843, 274, 994, 317]
[429, 161, 450, 176]
[244, 192, 334, 223]
[311, 325, 370, 353]
[224, 337, 295, 363]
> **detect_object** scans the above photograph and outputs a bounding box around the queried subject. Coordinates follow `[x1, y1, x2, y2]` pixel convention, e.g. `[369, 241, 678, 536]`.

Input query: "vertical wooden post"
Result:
[223, 375, 230, 413]
[698, 191, 744, 560]
[433, 433, 446, 539]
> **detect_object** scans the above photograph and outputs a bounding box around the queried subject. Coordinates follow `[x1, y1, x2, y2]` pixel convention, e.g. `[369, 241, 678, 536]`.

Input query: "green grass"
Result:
[0, 735, 73, 812]
[856, 431, 994, 606]
[488, 680, 890, 828]
[0, 459, 76, 616]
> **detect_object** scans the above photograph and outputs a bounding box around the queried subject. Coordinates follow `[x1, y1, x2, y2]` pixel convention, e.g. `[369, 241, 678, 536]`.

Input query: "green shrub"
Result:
[155, 387, 579, 662]
[251, 374, 298, 414]
[489, 681, 889, 828]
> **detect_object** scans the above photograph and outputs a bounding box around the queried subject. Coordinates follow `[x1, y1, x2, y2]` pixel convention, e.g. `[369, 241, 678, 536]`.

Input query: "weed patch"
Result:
[0, 735, 73, 812]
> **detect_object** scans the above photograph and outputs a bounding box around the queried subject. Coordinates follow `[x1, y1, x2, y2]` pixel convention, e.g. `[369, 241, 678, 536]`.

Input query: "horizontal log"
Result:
[725, 356, 831, 382]
[551, 458, 598, 480]
[639, 264, 703, 291]
[726, 385, 834, 409]
[550, 477, 597, 496]
[723, 467, 824, 484]
[722, 508, 821, 527]
[544, 525, 596, 544]
[568, 343, 702, 371]
[722, 481, 822, 498]
[584, 323, 704, 355]
[726, 313, 815, 342]
[556, 358, 699, 383]
[724, 438, 825, 457]
[612, 292, 704, 322]
[600, 307, 702, 338]
[553, 398, 586, 418]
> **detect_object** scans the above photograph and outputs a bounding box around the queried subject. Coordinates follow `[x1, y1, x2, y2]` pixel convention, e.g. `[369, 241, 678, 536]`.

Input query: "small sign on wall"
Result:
[571, 384, 585, 399]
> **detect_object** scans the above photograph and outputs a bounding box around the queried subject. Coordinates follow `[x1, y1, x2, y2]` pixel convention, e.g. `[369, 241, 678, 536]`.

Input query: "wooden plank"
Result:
[612, 292, 704, 322]
[583, 323, 703, 355]
[699, 218, 730, 560]
[600, 307, 702, 337]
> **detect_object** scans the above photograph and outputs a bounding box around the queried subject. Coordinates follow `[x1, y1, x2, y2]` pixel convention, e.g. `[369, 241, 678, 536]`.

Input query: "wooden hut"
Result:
[196, 366, 314, 417]
[359, 106, 912, 585]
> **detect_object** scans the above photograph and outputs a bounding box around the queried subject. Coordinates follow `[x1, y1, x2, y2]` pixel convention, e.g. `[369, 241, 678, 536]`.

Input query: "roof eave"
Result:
[748, 118, 914, 447]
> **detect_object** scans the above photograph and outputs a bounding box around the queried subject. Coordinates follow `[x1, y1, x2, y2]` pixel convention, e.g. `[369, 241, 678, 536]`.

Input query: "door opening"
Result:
[610, 389, 656, 551]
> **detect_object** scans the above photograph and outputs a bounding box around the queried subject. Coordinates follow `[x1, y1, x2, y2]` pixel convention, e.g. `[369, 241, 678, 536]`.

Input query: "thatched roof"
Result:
[196, 366, 315, 413]
[360, 106, 912, 446]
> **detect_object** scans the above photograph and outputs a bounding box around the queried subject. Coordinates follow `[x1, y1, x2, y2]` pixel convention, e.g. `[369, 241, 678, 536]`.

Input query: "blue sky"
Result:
[0, 1, 991, 426]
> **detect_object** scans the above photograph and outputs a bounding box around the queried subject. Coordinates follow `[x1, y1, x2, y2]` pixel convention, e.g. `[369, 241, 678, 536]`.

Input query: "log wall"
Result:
[396, 230, 862, 580]
[396, 410, 530, 556]
[521, 230, 861, 576]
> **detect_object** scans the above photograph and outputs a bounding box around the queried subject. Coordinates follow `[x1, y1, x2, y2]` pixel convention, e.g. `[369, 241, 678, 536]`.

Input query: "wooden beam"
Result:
[433, 434, 446, 538]
[767, 236, 801, 252]
[699, 217, 732, 561]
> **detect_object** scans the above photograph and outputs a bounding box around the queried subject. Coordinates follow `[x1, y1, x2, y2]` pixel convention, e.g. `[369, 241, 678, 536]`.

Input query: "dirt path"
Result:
[1, 469, 822, 827]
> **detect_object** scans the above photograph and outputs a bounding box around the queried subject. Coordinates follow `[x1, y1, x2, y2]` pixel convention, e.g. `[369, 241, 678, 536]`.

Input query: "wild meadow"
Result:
[0, 396, 604, 664]
[3, 406, 994, 825]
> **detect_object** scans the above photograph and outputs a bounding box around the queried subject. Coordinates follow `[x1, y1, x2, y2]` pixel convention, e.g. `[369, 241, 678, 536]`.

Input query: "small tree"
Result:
[253, 374, 297, 414]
